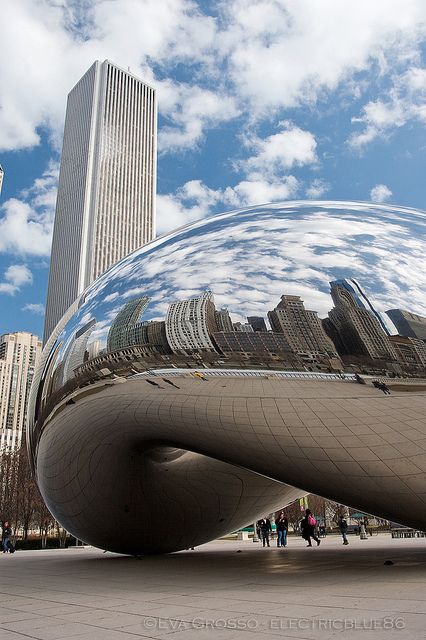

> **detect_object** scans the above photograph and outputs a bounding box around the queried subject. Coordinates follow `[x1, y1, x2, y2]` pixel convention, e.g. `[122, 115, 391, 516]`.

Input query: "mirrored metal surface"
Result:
[28, 201, 426, 553]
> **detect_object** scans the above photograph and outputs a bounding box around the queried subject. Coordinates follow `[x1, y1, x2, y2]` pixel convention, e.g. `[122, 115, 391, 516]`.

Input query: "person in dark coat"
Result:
[2, 521, 12, 553]
[275, 511, 289, 547]
[300, 509, 320, 547]
[378, 382, 391, 395]
[258, 517, 272, 547]
[338, 515, 349, 545]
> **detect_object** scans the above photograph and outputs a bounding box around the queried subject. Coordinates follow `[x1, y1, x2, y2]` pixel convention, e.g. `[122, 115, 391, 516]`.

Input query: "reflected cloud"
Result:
[32, 201, 426, 428]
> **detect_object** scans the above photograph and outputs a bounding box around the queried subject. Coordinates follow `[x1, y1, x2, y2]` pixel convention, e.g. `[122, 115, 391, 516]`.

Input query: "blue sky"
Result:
[1, 0, 426, 339]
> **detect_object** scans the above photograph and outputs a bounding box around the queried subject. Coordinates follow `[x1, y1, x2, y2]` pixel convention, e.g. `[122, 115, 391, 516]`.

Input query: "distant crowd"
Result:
[256, 511, 355, 548]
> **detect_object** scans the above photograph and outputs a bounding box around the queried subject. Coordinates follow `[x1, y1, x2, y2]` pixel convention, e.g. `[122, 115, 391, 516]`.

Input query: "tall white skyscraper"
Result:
[0, 164, 4, 196]
[0, 332, 42, 450]
[44, 60, 157, 343]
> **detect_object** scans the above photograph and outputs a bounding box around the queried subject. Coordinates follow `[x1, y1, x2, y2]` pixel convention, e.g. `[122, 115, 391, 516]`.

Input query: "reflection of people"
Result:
[372, 380, 391, 394]
[338, 515, 349, 545]
[275, 512, 288, 547]
[2, 521, 12, 553]
[301, 509, 320, 547]
[258, 517, 272, 547]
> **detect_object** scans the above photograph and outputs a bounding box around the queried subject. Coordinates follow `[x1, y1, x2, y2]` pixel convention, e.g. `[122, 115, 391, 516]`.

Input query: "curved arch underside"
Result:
[36, 375, 426, 554]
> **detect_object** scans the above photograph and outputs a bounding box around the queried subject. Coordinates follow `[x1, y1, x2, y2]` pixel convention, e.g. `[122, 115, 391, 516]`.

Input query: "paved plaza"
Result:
[0, 534, 425, 640]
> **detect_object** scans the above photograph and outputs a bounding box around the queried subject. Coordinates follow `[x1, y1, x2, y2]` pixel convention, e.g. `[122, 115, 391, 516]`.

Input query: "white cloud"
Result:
[349, 65, 426, 149]
[223, 176, 299, 208]
[0, 0, 227, 154]
[238, 123, 317, 178]
[157, 175, 300, 234]
[305, 179, 329, 199]
[0, 163, 57, 256]
[22, 303, 45, 315]
[219, 0, 426, 114]
[2, 1, 426, 156]
[370, 184, 393, 203]
[158, 84, 239, 152]
[157, 180, 223, 234]
[0, 264, 33, 295]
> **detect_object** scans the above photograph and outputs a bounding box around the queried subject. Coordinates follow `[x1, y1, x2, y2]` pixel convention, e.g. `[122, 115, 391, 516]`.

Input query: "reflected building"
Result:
[87, 340, 101, 361]
[166, 291, 219, 355]
[328, 283, 397, 361]
[247, 316, 268, 332]
[233, 322, 254, 332]
[330, 278, 394, 335]
[213, 330, 298, 366]
[268, 295, 338, 364]
[62, 318, 96, 383]
[386, 309, 426, 340]
[389, 335, 426, 369]
[215, 308, 234, 332]
[107, 297, 150, 352]
[146, 321, 172, 354]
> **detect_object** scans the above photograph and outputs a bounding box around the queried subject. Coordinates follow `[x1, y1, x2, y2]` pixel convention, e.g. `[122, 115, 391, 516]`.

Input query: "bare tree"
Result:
[0, 451, 19, 530]
[15, 447, 40, 540]
[276, 500, 304, 532]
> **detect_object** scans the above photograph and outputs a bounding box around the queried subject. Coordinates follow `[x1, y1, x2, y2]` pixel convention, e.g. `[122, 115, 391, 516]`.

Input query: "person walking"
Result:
[301, 509, 320, 547]
[258, 517, 272, 547]
[378, 382, 391, 395]
[275, 512, 288, 547]
[338, 515, 349, 545]
[2, 521, 12, 553]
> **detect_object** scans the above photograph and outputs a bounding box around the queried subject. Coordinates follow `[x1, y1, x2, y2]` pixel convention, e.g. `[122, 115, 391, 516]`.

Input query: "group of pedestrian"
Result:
[257, 510, 354, 548]
[257, 509, 324, 549]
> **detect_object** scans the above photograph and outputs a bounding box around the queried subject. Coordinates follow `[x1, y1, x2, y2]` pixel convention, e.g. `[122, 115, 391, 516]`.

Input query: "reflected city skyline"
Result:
[31, 201, 426, 428]
[69, 278, 426, 379]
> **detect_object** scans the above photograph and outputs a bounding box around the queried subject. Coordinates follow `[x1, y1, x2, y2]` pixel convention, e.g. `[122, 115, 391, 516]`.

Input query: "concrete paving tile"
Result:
[0, 631, 39, 640]
[120, 618, 193, 637]
[156, 628, 255, 640]
[60, 631, 155, 640]
[2, 538, 426, 640]
[0, 611, 44, 624]
[0, 620, 96, 640]
[53, 610, 148, 628]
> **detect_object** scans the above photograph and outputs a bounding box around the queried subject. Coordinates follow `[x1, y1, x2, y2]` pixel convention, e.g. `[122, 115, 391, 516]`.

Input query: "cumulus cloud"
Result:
[0, 264, 33, 295]
[157, 180, 223, 234]
[22, 303, 45, 315]
[223, 176, 299, 208]
[0, 0, 227, 154]
[349, 66, 426, 150]
[158, 84, 239, 152]
[370, 184, 393, 203]
[2, 0, 426, 156]
[218, 0, 426, 114]
[157, 174, 301, 234]
[0, 163, 57, 256]
[237, 123, 317, 179]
